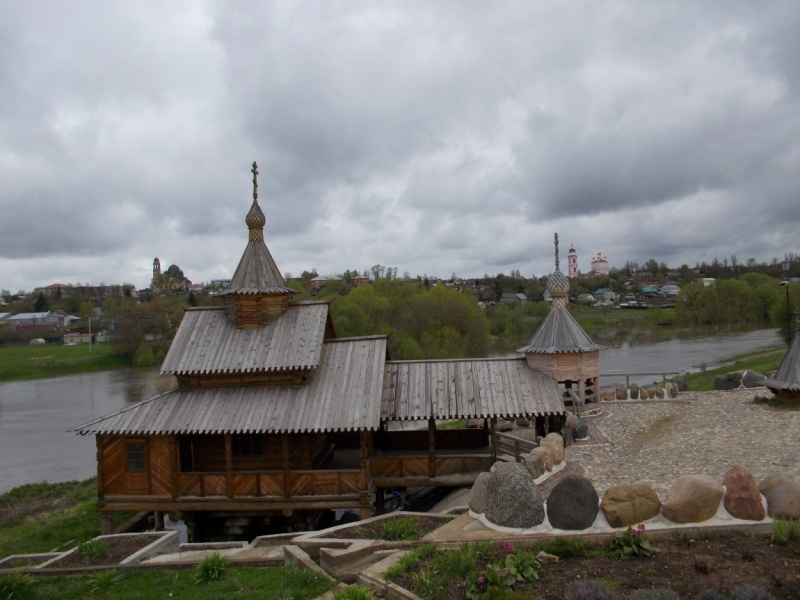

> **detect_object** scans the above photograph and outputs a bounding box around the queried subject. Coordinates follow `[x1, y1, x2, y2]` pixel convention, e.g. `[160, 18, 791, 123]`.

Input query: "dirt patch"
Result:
[321, 515, 452, 540]
[629, 414, 680, 453]
[51, 536, 156, 568]
[395, 534, 800, 600]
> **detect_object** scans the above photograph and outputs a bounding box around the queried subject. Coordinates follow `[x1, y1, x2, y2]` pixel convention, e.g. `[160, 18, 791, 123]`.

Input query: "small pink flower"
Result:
[478, 576, 485, 585]
[502, 541, 515, 555]
[637, 524, 646, 532]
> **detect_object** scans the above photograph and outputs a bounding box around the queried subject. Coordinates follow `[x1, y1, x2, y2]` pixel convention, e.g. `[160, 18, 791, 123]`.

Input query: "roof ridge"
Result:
[386, 356, 526, 364]
[324, 334, 391, 343]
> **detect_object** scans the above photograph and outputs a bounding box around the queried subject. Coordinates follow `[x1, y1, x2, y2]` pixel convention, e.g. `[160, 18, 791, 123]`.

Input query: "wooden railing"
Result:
[496, 432, 537, 462]
[176, 469, 362, 498]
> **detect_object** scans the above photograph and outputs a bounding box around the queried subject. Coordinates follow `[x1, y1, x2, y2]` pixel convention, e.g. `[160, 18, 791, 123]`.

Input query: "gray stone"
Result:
[654, 386, 665, 399]
[496, 419, 514, 432]
[529, 447, 553, 472]
[662, 475, 724, 524]
[629, 385, 640, 400]
[758, 473, 800, 520]
[564, 415, 577, 447]
[647, 387, 657, 399]
[515, 417, 530, 427]
[546, 474, 599, 530]
[665, 382, 678, 398]
[523, 451, 546, 479]
[544, 432, 564, 449]
[616, 387, 629, 400]
[572, 417, 589, 440]
[715, 376, 741, 391]
[466, 419, 482, 429]
[603, 388, 617, 401]
[469, 472, 492, 514]
[485, 462, 545, 528]
[674, 379, 689, 392]
[727, 370, 745, 381]
[741, 369, 766, 389]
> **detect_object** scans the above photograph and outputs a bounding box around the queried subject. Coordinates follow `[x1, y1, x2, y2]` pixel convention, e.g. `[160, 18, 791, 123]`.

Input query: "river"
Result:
[0, 325, 785, 493]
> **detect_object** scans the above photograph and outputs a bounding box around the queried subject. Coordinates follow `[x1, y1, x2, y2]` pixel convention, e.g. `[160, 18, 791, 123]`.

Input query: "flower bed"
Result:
[320, 514, 452, 541]
[383, 532, 800, 599]
[47, 535, 160, 568]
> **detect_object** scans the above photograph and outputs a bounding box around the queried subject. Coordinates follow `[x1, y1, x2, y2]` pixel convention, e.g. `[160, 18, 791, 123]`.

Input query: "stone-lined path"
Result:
[567, 389, 800, 500]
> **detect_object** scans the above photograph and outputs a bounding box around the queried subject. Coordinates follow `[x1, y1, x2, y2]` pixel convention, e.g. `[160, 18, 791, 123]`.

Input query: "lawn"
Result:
[0, 344, 129, 381]
[0, 565, 334, 600]
[676, 346, 786, 391]
[0, 479, 131, 560]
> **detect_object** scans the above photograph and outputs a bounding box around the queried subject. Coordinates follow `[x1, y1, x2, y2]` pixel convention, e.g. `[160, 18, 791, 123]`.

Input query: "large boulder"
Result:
[469, 472, 492, 514]
[616, 387, 629, 400]
[715, 376, 741, 391]
[741, 369, 766, 389]
[601, 484, 662, 528]
[572, 417, 589, 440]
[466, 419, 482, 429]
[662, 475, 724, 524]
[674, 379, 689, 392]
[564, 415, 577, 447]
[515, 417, 530, 427]
[546, 475, 599, 530]
[647, 387, 657, 399]
[727, 370, 744, 381]
[665, 382, 678, 398]
[603, 388, 617, 401]
[758, 474, 800, 520]
[654, 386, 665, 399]
[539, 440, 564, 464]
[529, 447, 553, 472]
[629, 384, 640, 400]
[544, 432, 564, 449]
[523, 451, 546, 479]
[722, 466, 765, 521]
[485, 462, 545, 528]
[496, 420, 514, 432]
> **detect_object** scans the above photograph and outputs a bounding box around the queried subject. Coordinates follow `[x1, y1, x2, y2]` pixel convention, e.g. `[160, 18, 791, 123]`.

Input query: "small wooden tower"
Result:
[518, 234, 605, 403]
[764, 308, 800, 402]
[219, 162, 296, 328]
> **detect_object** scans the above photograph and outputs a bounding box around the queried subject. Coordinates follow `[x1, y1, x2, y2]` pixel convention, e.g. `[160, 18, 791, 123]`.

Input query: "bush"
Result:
[565, 579, 616, 600]
[333, 584, 374, 600]
[0, 574, 37, 600]
[76, 539, 109, 559]
[195, 552, 232, 583]
[772, 517, 800, 544]
[132, 342, 156, 367]
[540, 537, 586, 558]
[88, 569, 125, 594]
[382, 517, 419, 541]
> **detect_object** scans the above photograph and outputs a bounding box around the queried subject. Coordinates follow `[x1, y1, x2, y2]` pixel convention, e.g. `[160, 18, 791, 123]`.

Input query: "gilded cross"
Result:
[251, 161, 259, 201]
[554, 233, 560, 271]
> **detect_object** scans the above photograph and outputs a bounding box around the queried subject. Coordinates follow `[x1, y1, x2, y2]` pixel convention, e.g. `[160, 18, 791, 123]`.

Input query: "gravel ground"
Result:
[566, 388, 800, 500]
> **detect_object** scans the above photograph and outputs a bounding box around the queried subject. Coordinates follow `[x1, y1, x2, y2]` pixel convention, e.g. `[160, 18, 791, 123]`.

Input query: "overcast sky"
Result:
[1, 1, 799, 293]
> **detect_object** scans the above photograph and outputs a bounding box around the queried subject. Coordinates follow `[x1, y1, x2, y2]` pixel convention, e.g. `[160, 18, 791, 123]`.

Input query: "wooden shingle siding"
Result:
[149, 436, 173, 496]
[101, 436, 125, 495]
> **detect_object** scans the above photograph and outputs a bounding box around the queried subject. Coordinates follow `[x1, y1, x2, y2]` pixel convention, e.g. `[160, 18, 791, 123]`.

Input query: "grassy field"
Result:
[676, 346, 786, 392]
[0, 565, 334, 600]
[0, 479, 131, 560]
[0, 344, 129, 382]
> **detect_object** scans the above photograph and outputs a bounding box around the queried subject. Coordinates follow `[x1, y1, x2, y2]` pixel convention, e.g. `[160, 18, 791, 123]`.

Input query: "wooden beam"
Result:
[97, 495, 365, 513]
[490, 418, 498, 463]
[224, 434, 233, 498]
[374, 474, 482, 488]
[96, 436, 104, 500]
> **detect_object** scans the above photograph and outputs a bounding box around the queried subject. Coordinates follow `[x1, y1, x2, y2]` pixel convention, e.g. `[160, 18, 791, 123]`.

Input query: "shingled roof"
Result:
[517, 308, 606, 354]
[161, 302, 331, 375]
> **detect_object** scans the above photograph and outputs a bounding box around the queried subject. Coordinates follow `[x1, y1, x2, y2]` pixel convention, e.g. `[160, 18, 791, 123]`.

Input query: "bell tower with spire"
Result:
[220, 162, 296, 328]
[567, 243, 578, 278]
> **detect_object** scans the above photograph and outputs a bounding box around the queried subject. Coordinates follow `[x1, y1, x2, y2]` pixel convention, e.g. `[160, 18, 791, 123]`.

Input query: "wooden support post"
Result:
[578, 379, 586, 404]
[483, 417, 489, 446]
[100, 514, 114, 535]
[514, 439, 520, 463]
[376, 488, 385, 516]
[154, 511, 164, 531]
[96, 437, 105, 500]
[224, 434, 233, 498]
[428, 418, 436, 477]
[490, 418, 498, 463]
[359, 430, 368, 491]
[170, 437, 179, 499]
[626, 375, 630, 389]
[282, 433, 290, 497]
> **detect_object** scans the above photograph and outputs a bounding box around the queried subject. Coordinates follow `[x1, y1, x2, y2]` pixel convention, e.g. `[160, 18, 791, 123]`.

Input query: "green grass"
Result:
[334, 583, 374, 600]
[0, 479, 131, 560]
[1, 566, 333, 600]
[772, 518, 800, 544]
[383, 543, 438, 581]
[438, 419, 468, 430]
[382, 517, 421, 541]
[539, 537, 586, 558]
[0, 344, 129, 382]
[675, 347, 785, 391]
[754, 395, 800, 409]
[194, 552, 232, 583]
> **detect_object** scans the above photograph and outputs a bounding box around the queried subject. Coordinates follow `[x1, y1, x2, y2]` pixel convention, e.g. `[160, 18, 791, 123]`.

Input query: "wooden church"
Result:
[73, 164, 590, 537]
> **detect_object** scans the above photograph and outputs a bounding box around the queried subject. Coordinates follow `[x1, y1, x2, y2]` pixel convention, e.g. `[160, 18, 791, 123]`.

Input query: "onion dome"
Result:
[245, 200, 266, 238]
[547, 269, 570, 298]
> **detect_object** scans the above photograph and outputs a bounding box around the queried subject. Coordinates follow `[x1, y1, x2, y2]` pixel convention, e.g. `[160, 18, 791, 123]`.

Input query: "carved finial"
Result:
[554, 233, 560, 272]
[251, 161, 259, 202]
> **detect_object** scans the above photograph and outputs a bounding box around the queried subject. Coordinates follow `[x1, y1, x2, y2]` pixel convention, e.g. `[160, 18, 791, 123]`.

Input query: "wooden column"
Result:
[490, 418, 498, 463]
[578, 378, 586, 404]
[96, 437, 105, 500]
[224, 434, 233, 498]
[483, 417, 489, 446]
[359, 430, 368, 490]
[154, 511, 164, 531]
[376, 488, 385, 516]
[170, 437, 179, 499]
[282, 433, 290, 497]
[428, 418, 436, 477]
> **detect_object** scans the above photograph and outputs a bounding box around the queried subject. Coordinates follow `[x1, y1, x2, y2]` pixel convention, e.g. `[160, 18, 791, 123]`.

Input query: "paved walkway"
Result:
[566, 389, 800, 500]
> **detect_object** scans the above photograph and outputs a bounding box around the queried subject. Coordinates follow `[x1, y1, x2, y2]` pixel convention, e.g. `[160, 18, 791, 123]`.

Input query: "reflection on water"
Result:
[0, 369, 176, 493]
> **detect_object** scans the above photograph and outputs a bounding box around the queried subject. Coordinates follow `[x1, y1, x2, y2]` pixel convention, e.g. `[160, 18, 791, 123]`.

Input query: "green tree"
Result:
[34, 292, 48, 312]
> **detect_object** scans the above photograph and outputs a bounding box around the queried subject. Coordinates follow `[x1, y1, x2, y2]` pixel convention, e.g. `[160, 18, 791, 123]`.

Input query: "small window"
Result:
[127, 443, 146, 471]
[232, 434, 263, 457]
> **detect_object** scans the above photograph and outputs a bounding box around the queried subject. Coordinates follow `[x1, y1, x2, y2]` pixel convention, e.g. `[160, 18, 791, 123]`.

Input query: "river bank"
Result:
[0, 344, 129, 382]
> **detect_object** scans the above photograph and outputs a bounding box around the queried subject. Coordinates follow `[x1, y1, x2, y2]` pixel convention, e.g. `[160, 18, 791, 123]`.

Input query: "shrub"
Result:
[0, 574, 37, 600]
[465, 549, 540, 599]
[88, 569, 125, 594]
[609, 524, 654, 559]
[431, 544, 476, 579]
[76, 539, 109, 559]
[564, 579, 616, 600]
[195, 552, 232, 583]
[132, 342, 156, 367]
[333, 584, 374, 600]
[541, 537, 586, 558]
[728, 586, 777, 600]
[382, 517, 419, 541]
[411, 571, 441, 597]
[772, 517, 800, 544]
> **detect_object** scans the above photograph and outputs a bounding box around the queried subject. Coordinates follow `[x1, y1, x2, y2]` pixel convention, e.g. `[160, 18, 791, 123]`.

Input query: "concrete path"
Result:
[567, 389, 800, 500]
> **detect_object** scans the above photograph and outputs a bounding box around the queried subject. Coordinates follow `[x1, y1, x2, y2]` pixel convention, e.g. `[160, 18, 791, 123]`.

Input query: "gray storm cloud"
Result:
[0, 1, 798, 291]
